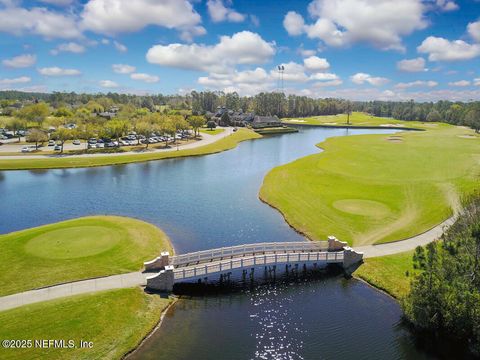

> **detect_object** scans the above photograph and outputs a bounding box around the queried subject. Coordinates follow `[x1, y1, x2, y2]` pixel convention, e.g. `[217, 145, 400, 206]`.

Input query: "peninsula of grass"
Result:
[0, 288, 171, 360]
[0, 216, 172, 296]
[282, 111, 422, 130]
[254, 126, 299, 135]
[260, 121, 479, 246]
[199, 127, 225, 135]
[354, 251, 417, 299]
[0, 128, 261, 171]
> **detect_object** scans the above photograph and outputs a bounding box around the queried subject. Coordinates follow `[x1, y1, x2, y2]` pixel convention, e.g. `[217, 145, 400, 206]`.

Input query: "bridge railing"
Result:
[170, 241, 330, 266]
[172, 250, 343, 281]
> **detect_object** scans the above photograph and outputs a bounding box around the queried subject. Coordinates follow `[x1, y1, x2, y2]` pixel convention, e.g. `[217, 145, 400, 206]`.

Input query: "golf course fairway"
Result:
[260, 120, 480, 246]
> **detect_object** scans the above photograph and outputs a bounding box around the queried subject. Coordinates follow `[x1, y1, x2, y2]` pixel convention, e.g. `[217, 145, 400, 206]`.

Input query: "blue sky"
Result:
[0, 0, 479, 101]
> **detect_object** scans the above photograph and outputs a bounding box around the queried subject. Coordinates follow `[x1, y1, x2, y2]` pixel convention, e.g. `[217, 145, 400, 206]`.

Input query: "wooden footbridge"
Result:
[144, 236, 363, 291]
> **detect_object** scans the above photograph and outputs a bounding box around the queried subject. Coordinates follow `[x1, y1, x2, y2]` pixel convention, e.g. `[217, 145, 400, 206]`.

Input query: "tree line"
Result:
[404, 195, 480, 356]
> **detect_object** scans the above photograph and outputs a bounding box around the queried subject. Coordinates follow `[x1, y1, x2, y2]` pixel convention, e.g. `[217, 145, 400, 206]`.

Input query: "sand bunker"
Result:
[458, 134, 477, 139]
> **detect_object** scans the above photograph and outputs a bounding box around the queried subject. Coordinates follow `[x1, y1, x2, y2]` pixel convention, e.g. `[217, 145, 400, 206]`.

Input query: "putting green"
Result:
[260, 119, 480, 246]
[333, 199, 391, 219]
[0, 216, 173, 296]
[24, 226, 121, 259]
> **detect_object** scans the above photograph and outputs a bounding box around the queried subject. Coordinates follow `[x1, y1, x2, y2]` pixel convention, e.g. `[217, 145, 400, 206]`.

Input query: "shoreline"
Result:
[282, 121, 424, 131]
[0, 128, 262, 171]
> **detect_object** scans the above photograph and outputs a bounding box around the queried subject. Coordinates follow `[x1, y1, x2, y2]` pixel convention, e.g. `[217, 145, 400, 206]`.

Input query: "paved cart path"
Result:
[0, 214, 457, 312]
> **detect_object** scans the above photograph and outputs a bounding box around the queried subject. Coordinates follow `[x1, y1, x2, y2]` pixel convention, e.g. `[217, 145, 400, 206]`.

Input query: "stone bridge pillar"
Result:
[343, 247, 364, 269]
[144, 251, 170, 271]
[146, 265, 175, 292]
[328, 236, 347, 251]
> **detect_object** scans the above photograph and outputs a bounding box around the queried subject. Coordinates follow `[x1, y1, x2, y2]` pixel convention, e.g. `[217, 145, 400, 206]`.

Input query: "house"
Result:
[252, 115, 281, 129]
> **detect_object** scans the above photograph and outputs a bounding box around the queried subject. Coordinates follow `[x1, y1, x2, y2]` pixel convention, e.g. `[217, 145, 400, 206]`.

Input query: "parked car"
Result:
[88, 143, 97, 149]
[96, 143, 105, 148]
[21, 145, 36, 153]
[48, 140, 55, 146]
[72, 139, 81, 145]
[54, 145, 61, 151]
[88, 138, 97, 144]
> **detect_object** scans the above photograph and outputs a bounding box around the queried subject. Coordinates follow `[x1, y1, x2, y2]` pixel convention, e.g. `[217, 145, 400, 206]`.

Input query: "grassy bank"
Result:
[0, 288, 171, 360]
[0, 216, 172, 296]
[199, 128, 225, 135]
[355, 251, 417, 299]
[0, 128, 261, 171]
[260, 121, 479, 246]
[254, 127, 299, 135]
[282, 112, 419, 129]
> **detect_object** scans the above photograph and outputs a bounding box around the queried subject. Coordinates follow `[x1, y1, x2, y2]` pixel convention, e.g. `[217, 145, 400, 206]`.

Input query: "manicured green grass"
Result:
[0, 288, 171, 360]
[355, 251, 418, 299]
[260, 122, 480, 246]
[282, 111, 420, 129]
[0, 128, 261, 170]
[199, 128, 225, 135]
[0, 216, 172, 296]
[254, 127, 299, 135]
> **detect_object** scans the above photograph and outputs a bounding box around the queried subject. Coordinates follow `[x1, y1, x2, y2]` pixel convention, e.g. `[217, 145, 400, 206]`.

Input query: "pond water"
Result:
[0, 126, 433, 359]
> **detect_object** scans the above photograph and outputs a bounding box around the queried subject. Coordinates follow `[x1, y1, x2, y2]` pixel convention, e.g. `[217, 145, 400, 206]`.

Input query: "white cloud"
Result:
[312, 79, 343, 87]
[2, 54, 36, 68]
[434, 0, 458, 12]
[397, 57, 427, 72]
[147, 31, 275, 72]
[81, 0, 203, 38]
[284, 0, 427, 51]
[468, 20, 480, 43]
[113, 40, 127, 52]
[475, 78, 480, 86]
[351, 72, 389, 86]
[38, 67, 81, 76]
[0, 5, 81, 39]
[198, 68, 274, 95]
[448, 80, 471, 87]
[283, 11, 305, 36]
[418, 36, 480, 61]
[270, 62, 309, 82]
[207, 0, 245, 23]
[0, 76, 31, 85]
[38, 0, 73, 6]
[112, 64, 136, 74]
[51, 42, 86, 55]
[99, 80, 119, 88]
[303, 56, 330, 72]
[394, 80, 438, 88]
[130, 73, 159, 83]
[298, 48, 316, 57]
[309, 72, 338, 81]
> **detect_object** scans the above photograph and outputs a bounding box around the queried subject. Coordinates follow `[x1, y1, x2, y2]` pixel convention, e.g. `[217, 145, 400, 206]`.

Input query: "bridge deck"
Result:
[171, 241, 330, 268]
[172, 250, 344, 282]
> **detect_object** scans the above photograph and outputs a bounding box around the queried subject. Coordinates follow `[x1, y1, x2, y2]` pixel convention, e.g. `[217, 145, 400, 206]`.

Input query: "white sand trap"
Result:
[324, 122, 338, 125]
[458, 134, 477, 139]
[289, 119, 306, 122]
[380, 124, 403, 127]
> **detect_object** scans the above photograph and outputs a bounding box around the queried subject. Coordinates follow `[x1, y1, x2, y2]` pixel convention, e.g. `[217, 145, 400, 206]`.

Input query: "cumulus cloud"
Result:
[418, 36, 480, 61]
[38, 0, 73, 6]
[198, 68, 273, 95]
[0, 76, 31, 85]
[51, 42, 85, 55]
[312, 79, 343, 87]
[112, 64, 136, 74]
[475, 78, 480, 86]
[303, 56, 330, 72]
[99, 80, 119, 88]
[2, 54, 36, 68]
[309, 72, 339, 81]
[468, 20, 480, 43]
[448, 80, 471, 87]
[350, 72, 389, 86]
[283, 0, 427, 51]
[0, 5, 81, 39]
[207, 0, 245, 23]
[130, 73, 159, 83]
[397, 57, 427, 72]
[434, 0, 458, 12]
[146, 31, 275, 73]
[113, 40, 127, 52]
[38, 67, 81, 76]
[81, 0, 203, 38]
[394, 80, 438, 88]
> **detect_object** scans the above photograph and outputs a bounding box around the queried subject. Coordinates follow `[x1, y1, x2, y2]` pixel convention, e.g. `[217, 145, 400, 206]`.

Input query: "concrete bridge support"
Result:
[146, 265, 174, 291]
[144, 251, 170, 271]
